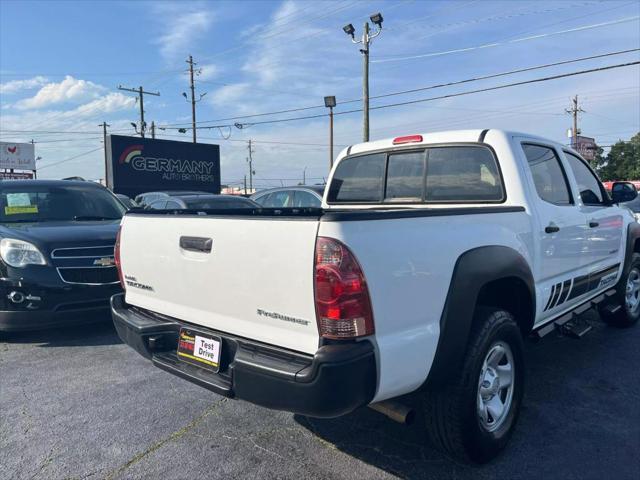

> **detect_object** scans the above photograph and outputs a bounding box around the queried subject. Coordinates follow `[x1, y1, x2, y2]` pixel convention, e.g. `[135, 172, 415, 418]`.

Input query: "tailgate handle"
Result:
[179, 236, 213, 253]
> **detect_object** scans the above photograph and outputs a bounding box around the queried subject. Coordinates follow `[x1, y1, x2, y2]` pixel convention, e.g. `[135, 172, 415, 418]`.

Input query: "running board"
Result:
[534, 289, 617, 339]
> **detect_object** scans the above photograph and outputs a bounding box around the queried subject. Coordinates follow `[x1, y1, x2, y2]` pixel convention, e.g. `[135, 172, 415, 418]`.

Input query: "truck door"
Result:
[562, 150, 624, 284]
[520, 142, 590, 320]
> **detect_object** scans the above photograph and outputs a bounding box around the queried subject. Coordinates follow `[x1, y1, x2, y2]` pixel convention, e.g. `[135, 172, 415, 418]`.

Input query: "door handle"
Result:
[179, 236, 213, 253]
[589, 220, 599, 228]
[545, 224, 560, 234]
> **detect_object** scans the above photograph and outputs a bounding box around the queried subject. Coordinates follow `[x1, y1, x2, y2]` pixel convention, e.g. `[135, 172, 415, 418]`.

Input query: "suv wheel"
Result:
[424, 308, 524, 463]
[603, 253, 640, 327]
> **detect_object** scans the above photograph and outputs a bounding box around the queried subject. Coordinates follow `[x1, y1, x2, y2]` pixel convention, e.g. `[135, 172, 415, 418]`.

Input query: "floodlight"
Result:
[343, 23, 355, 37]
[370, 12, 383, 27]
[324, 96, 336, 108]
[182, 92, 188, 99]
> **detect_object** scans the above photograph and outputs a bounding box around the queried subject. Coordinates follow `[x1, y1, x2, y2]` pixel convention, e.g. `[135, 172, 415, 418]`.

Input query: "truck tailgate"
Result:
[119, 214, 321, 354]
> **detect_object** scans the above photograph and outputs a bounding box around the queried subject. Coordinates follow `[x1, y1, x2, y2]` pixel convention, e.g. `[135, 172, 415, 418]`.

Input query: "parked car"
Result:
[134, 190, 208, 208]
[147, 194, 259, 210]
[0, 180, 125, 332]
[111, 130, 639, 463]
[115, 193, 138, 210]
[250, 185, 324, 208]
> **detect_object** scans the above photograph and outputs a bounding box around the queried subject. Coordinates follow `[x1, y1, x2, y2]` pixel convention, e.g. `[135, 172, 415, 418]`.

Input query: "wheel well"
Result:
[476, 277, 534, 335]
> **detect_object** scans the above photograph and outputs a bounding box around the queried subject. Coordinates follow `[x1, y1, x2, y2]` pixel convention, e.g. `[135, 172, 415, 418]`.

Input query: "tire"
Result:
[424, 308, 525, 463]
[603, 252, 640, 328]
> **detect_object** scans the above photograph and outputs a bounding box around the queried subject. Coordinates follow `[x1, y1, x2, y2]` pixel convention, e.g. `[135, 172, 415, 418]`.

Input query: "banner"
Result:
[106, 135, 220, 197]
[0, 171, 35, 180]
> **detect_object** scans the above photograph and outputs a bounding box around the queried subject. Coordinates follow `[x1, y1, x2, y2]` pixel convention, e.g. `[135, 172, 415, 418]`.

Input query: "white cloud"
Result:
[15, 75, 105, 110]
[154, 10, 214, 61]
[210, 82, 250, 105]
[71, 92, 136, 117]
[197, 63, 219, 81]
[0, 76, 49, 95]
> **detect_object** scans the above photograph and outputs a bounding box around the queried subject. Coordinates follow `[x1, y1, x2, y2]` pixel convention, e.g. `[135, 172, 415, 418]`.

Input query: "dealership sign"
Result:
[575, 135, 597, 162]
[0, 171, 34, 180]
[0, 142, 36, 170]
[106, 135, 220, 197]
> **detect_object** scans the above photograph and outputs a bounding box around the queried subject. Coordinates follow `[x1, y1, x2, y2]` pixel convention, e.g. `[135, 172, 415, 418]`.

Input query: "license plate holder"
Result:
[177, 328, 221, 372]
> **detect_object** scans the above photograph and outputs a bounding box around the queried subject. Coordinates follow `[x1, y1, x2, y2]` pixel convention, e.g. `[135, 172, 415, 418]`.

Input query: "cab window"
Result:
[564, 151, 606, 205]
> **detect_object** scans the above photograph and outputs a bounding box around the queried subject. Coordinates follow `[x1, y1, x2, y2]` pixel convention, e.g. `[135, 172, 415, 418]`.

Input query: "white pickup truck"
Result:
[112, 129, 640, 463]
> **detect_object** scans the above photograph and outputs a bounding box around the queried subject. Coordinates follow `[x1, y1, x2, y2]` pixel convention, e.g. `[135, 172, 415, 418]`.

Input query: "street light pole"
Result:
[343, 12, 383, 142]
[324, 96, 336, 170]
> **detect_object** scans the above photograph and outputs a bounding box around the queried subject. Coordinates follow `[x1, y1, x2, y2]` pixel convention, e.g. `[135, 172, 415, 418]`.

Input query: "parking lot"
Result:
[1, 310, 639, 480]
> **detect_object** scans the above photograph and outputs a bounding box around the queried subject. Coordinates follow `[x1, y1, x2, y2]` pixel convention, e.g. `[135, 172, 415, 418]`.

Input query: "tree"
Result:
[594, 132, 640, 181]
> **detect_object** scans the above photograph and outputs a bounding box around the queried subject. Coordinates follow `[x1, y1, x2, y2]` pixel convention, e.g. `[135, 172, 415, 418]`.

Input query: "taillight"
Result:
[314, 237, 374, 339]
[114, 227, 125, 289]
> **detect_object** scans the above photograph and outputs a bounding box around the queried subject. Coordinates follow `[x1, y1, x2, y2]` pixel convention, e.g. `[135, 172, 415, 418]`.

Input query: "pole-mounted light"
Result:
[343, 23, 355, 39]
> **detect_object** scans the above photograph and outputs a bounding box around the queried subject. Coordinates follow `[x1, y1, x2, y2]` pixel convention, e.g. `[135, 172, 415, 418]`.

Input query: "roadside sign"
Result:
[0, 171, 35, 180]
[0, 142, 36, 170]
[575, 136, 597, 161]
[106, 135, 221, 197]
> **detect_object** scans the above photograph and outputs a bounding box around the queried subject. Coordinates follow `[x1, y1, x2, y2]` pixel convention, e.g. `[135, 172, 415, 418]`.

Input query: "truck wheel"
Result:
[424, 308, 524, 463]
[603, 253, 640, 328]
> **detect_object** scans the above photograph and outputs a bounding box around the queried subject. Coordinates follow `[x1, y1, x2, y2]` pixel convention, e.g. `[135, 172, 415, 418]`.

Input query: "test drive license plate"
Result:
[177, 328, 221, 372]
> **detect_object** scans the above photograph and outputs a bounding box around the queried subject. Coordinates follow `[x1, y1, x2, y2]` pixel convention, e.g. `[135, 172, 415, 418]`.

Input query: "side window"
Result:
[328, 153, 385, 203]
[293, 191, 321, 207]
[385, 151, 425, 201]
[149, 200, 168, 209]
[564, 152, 605, 205]
[165, 200, 181, 209]
[253, 193, 271, 207]
[264, 191, 292, 208]
[425, 146, 504, 202]
[522, 144, 572, 205]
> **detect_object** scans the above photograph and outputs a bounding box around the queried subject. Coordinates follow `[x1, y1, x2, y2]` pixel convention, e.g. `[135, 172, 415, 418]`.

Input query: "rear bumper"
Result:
[111, 293, 377, 418]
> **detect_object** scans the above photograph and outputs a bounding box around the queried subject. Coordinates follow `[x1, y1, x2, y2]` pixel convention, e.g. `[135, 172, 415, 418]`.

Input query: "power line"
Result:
[159, 48, 639, 128]
[38, 147, 102, 170]
[372, 15, 640, 63]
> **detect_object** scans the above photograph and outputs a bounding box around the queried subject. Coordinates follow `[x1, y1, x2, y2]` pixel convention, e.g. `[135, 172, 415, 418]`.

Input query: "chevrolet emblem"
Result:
[93, 257, 115, 267]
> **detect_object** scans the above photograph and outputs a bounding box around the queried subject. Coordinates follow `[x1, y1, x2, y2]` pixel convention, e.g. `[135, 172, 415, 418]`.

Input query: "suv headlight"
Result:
[0, 239, 47, 268]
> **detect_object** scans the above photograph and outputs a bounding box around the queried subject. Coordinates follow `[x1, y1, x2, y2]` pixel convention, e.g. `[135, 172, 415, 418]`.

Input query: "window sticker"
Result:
[5, 205, 38, 215]
[6, 193, 32, 207]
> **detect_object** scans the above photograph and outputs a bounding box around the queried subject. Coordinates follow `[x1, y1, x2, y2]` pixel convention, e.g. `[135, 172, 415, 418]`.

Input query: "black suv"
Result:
[0, 180, 125, 331]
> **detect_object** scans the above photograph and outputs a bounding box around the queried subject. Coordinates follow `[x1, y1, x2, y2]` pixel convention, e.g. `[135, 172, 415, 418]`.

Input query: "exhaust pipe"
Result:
[369, 400, 415, 425]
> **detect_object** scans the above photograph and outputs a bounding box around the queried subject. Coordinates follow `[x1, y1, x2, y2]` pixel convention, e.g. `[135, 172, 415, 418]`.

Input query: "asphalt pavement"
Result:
[1, 310, 639, 480]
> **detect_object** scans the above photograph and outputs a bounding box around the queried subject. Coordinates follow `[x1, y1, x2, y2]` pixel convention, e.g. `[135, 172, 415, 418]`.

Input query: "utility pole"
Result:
[118, 85, 160, 138]
[247, 140, 255, 193]
[184, 55, 207, 144]
[150, 121, 156, 139]
[343, 13, 383, 142]
[99, 122, 110, 184]
[244, 175, 247, 195]
[324, 96, 336, 170]
[565, 95, 584, 149]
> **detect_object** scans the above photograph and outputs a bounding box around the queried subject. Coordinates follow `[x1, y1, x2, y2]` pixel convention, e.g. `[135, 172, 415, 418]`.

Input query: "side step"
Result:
[534, 289, 618, 339]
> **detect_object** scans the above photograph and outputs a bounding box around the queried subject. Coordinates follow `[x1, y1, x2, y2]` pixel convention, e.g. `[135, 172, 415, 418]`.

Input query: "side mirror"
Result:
[611, 181, 638, 203]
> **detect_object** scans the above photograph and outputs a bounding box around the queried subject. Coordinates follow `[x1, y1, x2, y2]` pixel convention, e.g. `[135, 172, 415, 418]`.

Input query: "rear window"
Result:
[184, 197, 256, 209]
[327, 146, 503, 203]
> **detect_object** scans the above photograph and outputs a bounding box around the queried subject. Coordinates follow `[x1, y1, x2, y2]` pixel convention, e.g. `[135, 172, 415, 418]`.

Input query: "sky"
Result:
[0, 0, 639, 189]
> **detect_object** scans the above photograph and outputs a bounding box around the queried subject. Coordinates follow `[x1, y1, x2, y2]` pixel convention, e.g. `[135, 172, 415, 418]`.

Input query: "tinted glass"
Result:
[263, 191, 293, 207]
[328, 153, 385, 202]
[522, 144, 571, 205]
[564, 152, 604, 205]
[0, 185, 125, 222]
[293, 190, 321, 207]
[165, 200, 182, 209]
[149, 200, 168, 209]
[425, 147, 503, 202]
[385, 152, 425, 201]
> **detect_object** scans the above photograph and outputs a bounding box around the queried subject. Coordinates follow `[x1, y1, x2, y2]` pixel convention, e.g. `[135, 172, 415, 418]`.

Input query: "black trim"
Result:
[544, 284, 556, 311]
[478, 129, 489, 143]
[562, 149, 611, 206]
[424, 246, 535, 388]
[557, 279, 572, 305]
[127, 207, 323, 221]
[568, 274, 589, 300]
[321, 206, 525, 222]
[111, 294, 376, 418]
[346, 145, 353, 156]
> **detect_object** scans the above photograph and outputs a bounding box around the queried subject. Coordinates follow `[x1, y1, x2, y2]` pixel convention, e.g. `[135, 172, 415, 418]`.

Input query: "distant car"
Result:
[0, 180, 125, 332]
[115, 194, 138, 210]
[134, 191, 209, 208]
[147, 194, 259, 210]
[250, 186, 324, 208]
